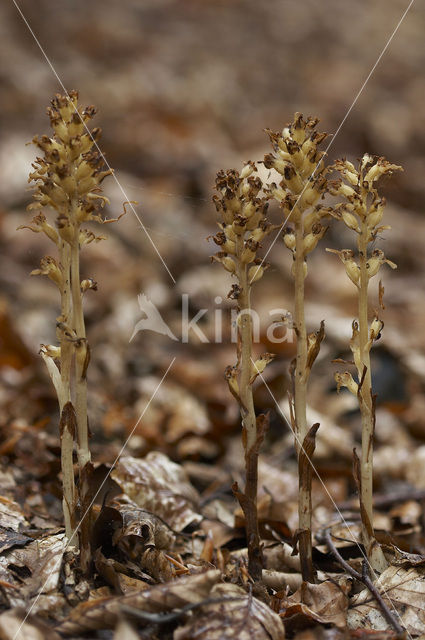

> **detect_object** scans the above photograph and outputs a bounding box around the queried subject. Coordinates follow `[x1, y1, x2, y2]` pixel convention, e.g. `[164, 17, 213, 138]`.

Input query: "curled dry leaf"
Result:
[112, 453, 201, 531]
[59, 569, 221, 635]
[111, 498, 176, 551]
[173, 583, 285, 640]
[137, 547, 175, 582]
[348, 565, 425, 636]
[281, 580, 350, 630]
[93, 498, 177, 582]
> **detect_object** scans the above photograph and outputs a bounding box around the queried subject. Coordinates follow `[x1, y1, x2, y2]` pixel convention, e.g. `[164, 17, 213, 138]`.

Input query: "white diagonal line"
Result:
[11, 0, 176, 284]
[13, 358, 176, 640]
[251, 0, 415, 283]
[252, 360, 411, 639]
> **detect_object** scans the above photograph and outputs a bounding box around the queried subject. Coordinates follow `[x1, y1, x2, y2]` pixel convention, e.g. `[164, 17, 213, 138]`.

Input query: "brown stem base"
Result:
[297, 423, 320, 583]
[233, 478, 263, 583]
[78, 461, 94, 575]
[233, 413, 269, 582]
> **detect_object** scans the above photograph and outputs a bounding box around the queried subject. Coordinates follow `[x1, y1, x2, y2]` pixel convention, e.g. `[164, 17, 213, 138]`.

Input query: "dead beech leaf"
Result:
[113, 618, 139, 640]
[264, 542, 301, 573]
[112, 453, 201, 531]
[389, 499, 422, 527]
[93, 547, 152, 593]
[0, 527, 32, 554]
[59, 569, 221, 635]
[0, 608, 62, 640]
[263, 569, 303, 593]
[348, 565, 425, 636]
[0, 496, 29, 533]
[392, 547, 425, 567]
[174, 583, 285, 640]
[0, 533, 65, 611]
[135, 376, 211, 444]
[137, 547, 175, 582]
[281, 580, 349, 629]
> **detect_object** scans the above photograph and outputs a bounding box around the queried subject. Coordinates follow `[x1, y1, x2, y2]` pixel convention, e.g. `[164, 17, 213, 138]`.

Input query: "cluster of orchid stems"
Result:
[21, 91, 119, 573]
[263, 113, 332, 582]
[212, 163, 275, 581]
[327, 155, 402, 574]
[212, 113, 402, 586]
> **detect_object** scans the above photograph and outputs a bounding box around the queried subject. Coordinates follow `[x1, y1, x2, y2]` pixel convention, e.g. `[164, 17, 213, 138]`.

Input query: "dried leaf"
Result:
[263, 569, 303, 592]
[138, 547, 175, 582]
[0, 527, 32, 554]
[93, 546, 152, 593]
[281, 580, 350, 629]
[348, 565, 425, 636]
[135, 377, 211, 444]
[0, 608, 62, 640]
[112, 453, 201, 531]
[0, 496, 29, 533]
[112, 498, 176, 551]
[0, 304, 35, 370]
[0, 533, 65, 612]
[93, 499, 177, 581]
[263, 542, 301, 573]
[113, 618, 140, 640]
[291, 629, 346, 640]
[59, 569, 221, 635]
[392, 548, 425, 567]
[174, 583, 285, 640]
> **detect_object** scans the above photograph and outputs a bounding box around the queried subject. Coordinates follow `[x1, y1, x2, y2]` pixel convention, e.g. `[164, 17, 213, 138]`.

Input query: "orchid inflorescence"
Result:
[21, 91, 120, 573]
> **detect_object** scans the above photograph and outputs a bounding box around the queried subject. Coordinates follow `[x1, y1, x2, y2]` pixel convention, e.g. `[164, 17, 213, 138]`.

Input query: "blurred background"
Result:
[1, 0, 425, 499]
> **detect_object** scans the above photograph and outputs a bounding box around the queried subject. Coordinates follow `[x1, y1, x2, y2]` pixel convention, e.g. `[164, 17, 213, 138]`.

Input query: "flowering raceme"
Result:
[328, 154, 402, 574]
[20, 91, 119, 573]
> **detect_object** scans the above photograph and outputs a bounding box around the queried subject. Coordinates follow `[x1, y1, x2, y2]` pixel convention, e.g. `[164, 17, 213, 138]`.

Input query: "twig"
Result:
[324, 528, 404, 635]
